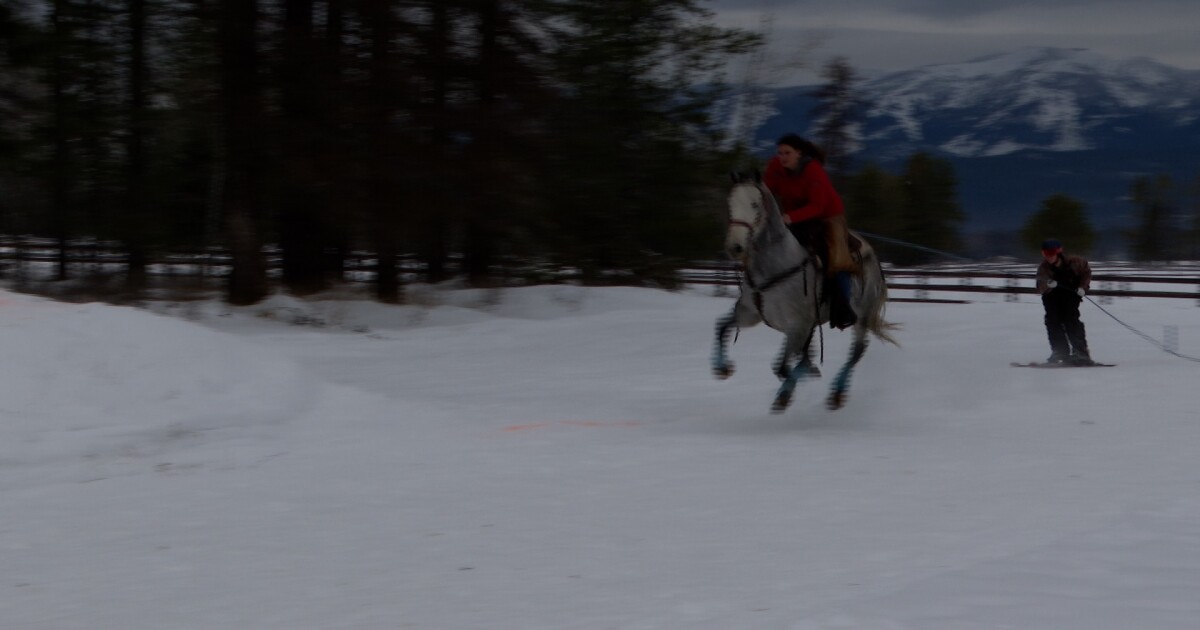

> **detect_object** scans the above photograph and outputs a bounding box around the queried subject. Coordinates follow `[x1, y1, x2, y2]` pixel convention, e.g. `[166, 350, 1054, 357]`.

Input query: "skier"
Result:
[1036, 238, 1094, 365]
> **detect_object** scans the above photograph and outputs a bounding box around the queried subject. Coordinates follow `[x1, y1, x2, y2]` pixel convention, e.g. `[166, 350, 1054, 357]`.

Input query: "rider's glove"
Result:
[1047, 280, 1058, 288]
[1076, 287, 1085, 297]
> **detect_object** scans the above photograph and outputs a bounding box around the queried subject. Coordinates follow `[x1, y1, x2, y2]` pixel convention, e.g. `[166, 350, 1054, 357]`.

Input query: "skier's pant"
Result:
[1043, 293, 1088, 357]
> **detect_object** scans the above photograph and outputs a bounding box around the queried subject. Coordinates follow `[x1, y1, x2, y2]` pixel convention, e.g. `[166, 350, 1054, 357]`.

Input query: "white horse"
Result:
[711, 172, 898, 412]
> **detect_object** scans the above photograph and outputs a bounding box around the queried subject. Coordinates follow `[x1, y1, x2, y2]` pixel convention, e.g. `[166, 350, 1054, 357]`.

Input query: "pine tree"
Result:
[537, 0, 759, 282]
[0, 0, 44, 241]
[1020, 194, 1095, 255]
[123, 0, 150, 290]
[842, 162, 902, 261]
[809, 57, 865, 178]
[1184, 174, 1200, 259]
[410, 0, 461, 283]
[277, 0, 332, 295]
[361, 0, 401, 302]
[1127, 175, 1176, 262]
[893, 152, 964, 265]
[43, 0, 126, 279]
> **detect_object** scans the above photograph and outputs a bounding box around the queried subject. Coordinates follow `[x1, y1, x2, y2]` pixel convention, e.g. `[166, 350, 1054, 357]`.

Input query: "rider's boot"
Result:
[830, 272, 857, 330]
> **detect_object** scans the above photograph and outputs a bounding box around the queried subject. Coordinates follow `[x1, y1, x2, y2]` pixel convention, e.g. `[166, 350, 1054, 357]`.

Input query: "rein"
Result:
[745, 259, 813, 329]
[745, 261, 809, 294]
[731, 188, 811, 299]
[728, 184, 824, 360]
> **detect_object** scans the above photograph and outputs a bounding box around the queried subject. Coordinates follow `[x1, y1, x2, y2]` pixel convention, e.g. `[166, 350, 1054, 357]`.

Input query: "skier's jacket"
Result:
[1036, 254, 1091, 296]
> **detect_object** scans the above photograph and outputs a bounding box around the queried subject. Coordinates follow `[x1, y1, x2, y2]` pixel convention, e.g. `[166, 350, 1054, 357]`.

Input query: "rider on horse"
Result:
[763, 134, 857, 330]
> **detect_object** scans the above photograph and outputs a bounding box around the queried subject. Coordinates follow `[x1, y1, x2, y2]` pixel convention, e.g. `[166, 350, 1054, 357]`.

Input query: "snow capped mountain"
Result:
[738, 47, 1200, 236]
[861, 47, 1200, 158]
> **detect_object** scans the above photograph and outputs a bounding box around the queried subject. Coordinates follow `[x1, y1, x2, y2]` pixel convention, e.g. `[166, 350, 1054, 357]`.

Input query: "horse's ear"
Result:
[730, 170, 759, 184]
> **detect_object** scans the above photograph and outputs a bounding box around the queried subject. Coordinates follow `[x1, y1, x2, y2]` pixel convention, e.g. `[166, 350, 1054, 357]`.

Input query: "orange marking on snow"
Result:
[500, 420, 642, 433]
[561, 420, 642, 428]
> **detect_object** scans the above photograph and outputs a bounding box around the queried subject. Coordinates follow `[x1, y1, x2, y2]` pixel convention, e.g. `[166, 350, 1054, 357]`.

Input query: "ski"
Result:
[1010, 361, 1115, 368]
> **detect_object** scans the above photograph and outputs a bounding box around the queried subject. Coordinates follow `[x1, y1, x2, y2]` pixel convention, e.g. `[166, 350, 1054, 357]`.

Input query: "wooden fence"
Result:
[2, 237, 1198, 305]
[682, 260, 1200, 305]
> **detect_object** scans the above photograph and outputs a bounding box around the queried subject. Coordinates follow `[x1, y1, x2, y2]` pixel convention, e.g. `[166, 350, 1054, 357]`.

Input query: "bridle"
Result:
[727, 184, 768, 244]
[727, 218, 757, 238]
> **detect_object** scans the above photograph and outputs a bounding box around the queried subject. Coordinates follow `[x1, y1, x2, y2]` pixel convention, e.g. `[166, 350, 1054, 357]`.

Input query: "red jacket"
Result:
[763, 155, 844, 224]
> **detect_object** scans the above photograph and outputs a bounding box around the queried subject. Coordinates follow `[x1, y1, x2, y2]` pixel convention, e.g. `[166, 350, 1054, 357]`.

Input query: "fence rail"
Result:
[682, 260, 1200, 304]
[1, 237, 1197, 304]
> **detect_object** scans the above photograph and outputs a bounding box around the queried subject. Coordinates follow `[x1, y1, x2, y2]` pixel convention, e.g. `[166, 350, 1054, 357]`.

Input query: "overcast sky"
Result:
[707, 0, 1200, 85]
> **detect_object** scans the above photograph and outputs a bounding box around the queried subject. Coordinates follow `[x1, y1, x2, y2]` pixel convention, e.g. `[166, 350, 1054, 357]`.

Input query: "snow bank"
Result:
[0, 290, 311, 475]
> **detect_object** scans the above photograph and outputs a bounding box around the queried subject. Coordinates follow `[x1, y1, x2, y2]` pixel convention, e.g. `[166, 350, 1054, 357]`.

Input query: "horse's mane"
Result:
[753, 181, 783, 227]
[730, 172, 784, 224]
[739, 178, 792, 251]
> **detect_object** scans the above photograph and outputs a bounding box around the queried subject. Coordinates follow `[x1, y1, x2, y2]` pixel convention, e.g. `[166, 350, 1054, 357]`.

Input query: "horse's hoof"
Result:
[713, 364, 734, 380]
[826, 391, 845, 410]
[771, 392, 792, 413]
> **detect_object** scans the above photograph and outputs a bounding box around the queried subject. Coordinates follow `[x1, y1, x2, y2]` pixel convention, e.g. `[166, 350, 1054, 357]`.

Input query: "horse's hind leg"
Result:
[712, 299, 759, 380]
[827, 329, 868, 410]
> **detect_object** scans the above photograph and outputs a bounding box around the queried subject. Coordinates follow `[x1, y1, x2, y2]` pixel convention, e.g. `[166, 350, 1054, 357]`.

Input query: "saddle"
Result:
[847, 232, 862, 254]
[803, 229, 864, 275]
[847, 232, 864, 267]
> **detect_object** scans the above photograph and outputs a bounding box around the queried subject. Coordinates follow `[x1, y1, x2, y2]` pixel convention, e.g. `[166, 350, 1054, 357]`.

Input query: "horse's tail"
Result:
[860, 249, 901, 347]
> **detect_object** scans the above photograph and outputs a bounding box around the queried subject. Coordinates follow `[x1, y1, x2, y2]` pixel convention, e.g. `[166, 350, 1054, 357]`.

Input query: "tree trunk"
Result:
[218, 0, 267, 305]
[367, 0, 400, 303]
[50, 0, 71, 282]
[125, 0, 149, 291]
[421, 0, 451, 283]
[278, 0, 328, 295]
[463, 0, 499, 284]
[320, 0, 348, 282]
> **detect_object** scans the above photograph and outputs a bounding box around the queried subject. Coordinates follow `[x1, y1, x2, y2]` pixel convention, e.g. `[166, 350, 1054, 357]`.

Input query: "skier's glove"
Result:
[1047, 280, 1058, 288]
[1076, 287, 1085, 297]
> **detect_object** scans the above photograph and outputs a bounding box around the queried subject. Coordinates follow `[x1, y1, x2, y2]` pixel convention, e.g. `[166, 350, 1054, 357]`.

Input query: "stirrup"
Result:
[832, 312, 857, 330]
[829, 295, 857, 330]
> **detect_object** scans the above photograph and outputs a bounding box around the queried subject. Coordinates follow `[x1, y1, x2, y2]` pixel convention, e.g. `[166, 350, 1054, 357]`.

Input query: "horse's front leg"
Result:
[712, 298, 759, 380]
[771, 328, 820, 413]
[772, 337, 793, 382]
[796, 329, 821, 378]
[773, 329, 819, 381]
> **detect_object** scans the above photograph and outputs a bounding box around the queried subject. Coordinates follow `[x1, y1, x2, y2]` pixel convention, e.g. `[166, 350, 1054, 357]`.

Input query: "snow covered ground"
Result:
[3, 281, 1199, 629]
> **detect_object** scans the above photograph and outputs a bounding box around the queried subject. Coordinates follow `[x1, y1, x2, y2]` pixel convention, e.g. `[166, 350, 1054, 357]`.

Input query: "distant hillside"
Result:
[727, 47, 1200, 249]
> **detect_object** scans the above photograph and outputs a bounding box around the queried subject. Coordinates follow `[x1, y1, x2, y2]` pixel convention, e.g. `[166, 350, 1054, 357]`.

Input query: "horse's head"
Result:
[725, 171, 772, 263]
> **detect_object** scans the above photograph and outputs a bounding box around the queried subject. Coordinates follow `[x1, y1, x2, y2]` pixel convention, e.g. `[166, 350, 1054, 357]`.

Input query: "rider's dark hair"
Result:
[776, 133, 826, 164]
